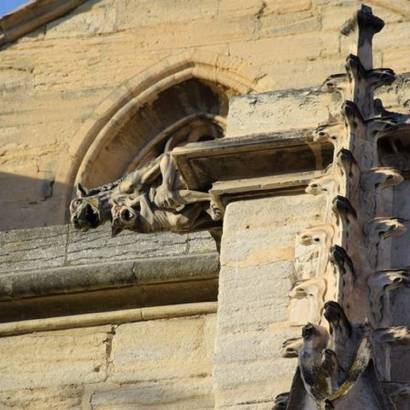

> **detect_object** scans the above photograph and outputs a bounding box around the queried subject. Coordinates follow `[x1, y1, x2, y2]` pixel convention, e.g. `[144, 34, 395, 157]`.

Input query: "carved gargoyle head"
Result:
[70, 184, 102, 231]
[70, 184, 115, 232]
[110, 198, 139, 237]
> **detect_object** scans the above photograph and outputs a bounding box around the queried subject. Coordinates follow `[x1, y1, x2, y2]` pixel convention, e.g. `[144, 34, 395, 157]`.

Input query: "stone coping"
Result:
[0, 0, 86, 47]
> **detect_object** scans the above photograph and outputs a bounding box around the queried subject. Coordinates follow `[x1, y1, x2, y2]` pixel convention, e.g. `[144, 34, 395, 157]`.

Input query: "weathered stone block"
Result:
[0, 386, 83, 410]
[226, 90, 337, 138]
[109, 314, 216, 384]
[0, 326, 111, 390]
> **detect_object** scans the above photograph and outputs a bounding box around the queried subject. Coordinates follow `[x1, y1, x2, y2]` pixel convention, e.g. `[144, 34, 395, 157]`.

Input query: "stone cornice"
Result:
[0, 0, 87, 47]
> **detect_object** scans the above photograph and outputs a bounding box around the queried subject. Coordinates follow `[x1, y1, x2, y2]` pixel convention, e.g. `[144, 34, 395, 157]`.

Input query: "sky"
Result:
[0, 0, 30, 17]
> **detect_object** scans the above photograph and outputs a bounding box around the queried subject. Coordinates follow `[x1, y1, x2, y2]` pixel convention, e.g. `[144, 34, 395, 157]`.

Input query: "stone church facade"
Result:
[1, 1, 410, 409]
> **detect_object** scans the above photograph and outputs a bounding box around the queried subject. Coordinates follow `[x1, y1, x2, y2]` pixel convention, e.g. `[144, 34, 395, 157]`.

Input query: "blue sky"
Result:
[0, 0, 30, 17]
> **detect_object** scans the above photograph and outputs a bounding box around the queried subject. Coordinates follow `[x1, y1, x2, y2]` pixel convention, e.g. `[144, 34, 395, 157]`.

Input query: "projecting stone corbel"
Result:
[345, 53, 394, 85]
[329, 245, 355, 278]
[335, 149, 360, 195]
[345, 55, 395, 91]
[341, 100, 367, 139]
[364, 218, 406, 270]
[289, 278, 327, 325]
[341, 5, 384, 70]
[345, 54, 395, 118]
[297, 225, 335, 247]
[368, 270, 410, 325]
[374, 99, 410, 125]
[342, 100, 396, 142]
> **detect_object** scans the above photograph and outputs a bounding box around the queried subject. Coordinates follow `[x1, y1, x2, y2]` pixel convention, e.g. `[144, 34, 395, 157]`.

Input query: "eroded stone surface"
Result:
[109, 314, 216, 384]
[0, 326, 111, 390]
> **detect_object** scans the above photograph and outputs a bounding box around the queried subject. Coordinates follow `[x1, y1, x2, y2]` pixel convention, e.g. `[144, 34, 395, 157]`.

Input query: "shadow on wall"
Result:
[0, 171, 68, 230]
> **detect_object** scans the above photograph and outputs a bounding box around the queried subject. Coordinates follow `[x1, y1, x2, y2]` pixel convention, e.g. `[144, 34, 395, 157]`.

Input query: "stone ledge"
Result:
[0, 252, 219, 300]
[0, 301, 217, 337]
[0, 224, 218, 321]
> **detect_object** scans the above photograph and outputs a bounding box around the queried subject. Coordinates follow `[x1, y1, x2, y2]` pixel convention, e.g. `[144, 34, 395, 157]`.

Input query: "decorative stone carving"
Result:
[364, 218, 406, 270]
[289, 278, 326, 326]
[331, 195, 357, 226]
[373, 327, 410, 345]
[368, 270, 410, 325]
[313, 122, 344, 146]
[70, 152, 220, 235]
[278, 302, 392, 409]
[361, 168, 403, 191]
[282, 5, 408, 408]
[306, 174, 337, 196]
[335, 148, 359, 179]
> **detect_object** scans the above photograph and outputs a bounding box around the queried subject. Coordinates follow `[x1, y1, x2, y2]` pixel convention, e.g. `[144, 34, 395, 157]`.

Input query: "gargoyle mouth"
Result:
[84, 203, 100, 228]
[73, 203, 101, 231]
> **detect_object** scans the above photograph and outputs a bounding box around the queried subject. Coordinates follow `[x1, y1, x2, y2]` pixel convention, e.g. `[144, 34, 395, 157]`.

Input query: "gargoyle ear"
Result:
[76, 183, 88, 197]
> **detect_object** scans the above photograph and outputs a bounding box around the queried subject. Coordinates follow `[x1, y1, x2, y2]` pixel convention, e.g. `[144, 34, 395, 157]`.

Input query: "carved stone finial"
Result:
[341, 5, 384, 70]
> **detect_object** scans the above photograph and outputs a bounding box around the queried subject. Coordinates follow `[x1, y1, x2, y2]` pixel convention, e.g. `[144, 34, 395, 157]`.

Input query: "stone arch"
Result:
[55, 51, 262, 221]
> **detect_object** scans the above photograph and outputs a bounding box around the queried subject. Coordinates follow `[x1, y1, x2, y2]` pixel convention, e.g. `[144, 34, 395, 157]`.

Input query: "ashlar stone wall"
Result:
[1, 0, 410, 229]
[0, 314, 216, 410]
[214, 193, 326, 408]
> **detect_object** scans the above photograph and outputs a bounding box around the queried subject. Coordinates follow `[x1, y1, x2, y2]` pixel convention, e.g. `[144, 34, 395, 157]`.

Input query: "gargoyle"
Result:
[70, 151, 220, 235]
[277, 302, 393, 409]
